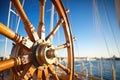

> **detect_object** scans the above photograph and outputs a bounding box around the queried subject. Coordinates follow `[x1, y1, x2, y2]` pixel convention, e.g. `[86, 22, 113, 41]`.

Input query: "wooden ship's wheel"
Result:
[0, 0, 74, 80]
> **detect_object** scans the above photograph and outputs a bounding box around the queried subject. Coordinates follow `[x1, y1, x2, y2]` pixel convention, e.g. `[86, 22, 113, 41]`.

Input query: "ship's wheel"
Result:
[0, 0, 74, 80]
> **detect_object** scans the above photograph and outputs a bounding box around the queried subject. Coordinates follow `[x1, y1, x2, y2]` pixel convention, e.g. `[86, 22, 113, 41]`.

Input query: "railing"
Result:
[59, 57, 120, 80]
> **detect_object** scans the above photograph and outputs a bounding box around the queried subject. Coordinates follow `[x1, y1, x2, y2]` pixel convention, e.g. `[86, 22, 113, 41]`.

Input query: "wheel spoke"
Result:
[11, 0, 39, 42]
[0, 23, 21, 43]
[42, 68, 49, 80]
[54, 63, 70, 74]
[37, 69, 42, 79]
[0, 57, 21, 72]
[46, 18, 64, 41]
[20, 63, 32, 79]
[48, 65, 59, 80]
[38, 0, 46, 39]
[54, 37, 76, 50]
[0, 23, 33, 49]
[57, 74, 69, 80]
[54, 42, 70, 50]
[20, 63, 36, 79]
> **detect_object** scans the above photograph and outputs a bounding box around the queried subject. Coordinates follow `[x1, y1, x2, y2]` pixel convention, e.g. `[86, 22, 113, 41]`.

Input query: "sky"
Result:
[0, 0, 120, 58]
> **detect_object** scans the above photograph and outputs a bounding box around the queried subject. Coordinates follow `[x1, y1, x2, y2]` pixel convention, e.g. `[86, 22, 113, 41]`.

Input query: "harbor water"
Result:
[74, 60, 120, 80]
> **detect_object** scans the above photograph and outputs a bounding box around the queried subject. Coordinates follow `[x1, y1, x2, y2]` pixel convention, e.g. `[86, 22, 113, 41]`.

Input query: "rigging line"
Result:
[10, 11, 14, 30]
[49, 3, 54, 43]
[65, 0, 80, 57]
[47, 4, 60, 45]
[65, 0, 74, 37]
[65, 0, 74, 36]
[4, 1, 12, 55]
[93, 0, 111, 58]
[75, 40, 80, 57]
[65, 11, 80, 57]
[93, 0, 102, 32]
[101, 0, 120, 56]
[50, 3, 54, 32]
[15, 13, 20, 33]
[15, 16, 20, 33]
[56, 13, 60, 45]
[15, 0, 25, 33]
[93, 0, 114, 68]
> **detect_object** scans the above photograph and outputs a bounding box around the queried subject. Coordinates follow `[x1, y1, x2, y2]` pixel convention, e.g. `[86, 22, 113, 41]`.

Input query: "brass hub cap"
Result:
[32, 43, 57, 67]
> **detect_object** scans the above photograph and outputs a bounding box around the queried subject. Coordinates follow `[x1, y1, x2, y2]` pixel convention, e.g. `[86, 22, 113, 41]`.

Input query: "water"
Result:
[0, 59, 120, 80]
[74, 60, 120, 80]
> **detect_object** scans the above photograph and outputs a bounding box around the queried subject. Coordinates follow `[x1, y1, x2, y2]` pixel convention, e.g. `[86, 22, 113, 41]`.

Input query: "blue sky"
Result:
[0, 0, 120, 57]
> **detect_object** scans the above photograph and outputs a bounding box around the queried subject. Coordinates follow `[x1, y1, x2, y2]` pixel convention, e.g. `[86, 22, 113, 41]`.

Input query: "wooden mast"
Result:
[115, 0, 120, 28]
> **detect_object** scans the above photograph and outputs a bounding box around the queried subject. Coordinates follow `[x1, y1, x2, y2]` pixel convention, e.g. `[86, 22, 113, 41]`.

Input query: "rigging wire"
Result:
[48, 3, 60, 45]
[65, 0, 80, 57]
[92, 0, 111, 58]
[92, 0, 114, 75]
[4, 0, 25, 56]
[16, 0, 25, 33]
[101, 0, 120, 56]
[10, 11, 14, 30]
[4, 1, 12, 56]
[56, 13, 60, 45]
[49, 3, 54, 43]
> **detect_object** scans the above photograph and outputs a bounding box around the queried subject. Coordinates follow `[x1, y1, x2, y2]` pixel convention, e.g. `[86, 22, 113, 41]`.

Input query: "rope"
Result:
[92, 0, 111, 58]
[10, 11, 14, 29]
[92, 1, 118, 79]
[15, 0, 25, 33]
[101, 0, 120, 56]
[65, 0, 80, 57]
[4, 1, 12, 55]
[56, 13, 60, 45]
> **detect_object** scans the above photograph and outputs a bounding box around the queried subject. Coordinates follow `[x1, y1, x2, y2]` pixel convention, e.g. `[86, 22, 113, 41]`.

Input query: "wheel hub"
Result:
[32, 43, 57, 67]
